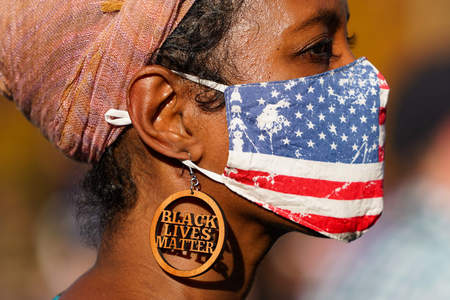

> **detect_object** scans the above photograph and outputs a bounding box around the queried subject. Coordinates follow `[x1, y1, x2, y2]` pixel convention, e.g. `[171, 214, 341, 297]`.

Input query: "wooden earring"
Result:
[149, 164, 226, 278]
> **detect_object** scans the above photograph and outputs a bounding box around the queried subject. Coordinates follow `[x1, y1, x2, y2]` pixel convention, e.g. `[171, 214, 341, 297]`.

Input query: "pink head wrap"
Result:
[0, 0, 195, 163]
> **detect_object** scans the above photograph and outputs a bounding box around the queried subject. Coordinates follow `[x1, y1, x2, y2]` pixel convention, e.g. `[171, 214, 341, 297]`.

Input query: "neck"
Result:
[69, 188, 281, 300]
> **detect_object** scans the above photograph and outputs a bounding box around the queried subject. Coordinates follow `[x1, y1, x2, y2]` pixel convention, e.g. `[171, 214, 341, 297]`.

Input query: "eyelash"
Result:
[295, 34, 358, 64]
[347, 34, 357, 48]
[295, 37, 334, 63]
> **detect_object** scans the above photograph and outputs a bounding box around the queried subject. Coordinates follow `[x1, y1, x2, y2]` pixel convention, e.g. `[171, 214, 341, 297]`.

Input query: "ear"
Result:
[127, 65, 203, 161]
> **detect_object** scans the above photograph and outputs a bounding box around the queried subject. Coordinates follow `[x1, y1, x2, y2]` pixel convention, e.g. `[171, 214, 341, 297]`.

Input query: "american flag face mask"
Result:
[106, 58, 389, 242]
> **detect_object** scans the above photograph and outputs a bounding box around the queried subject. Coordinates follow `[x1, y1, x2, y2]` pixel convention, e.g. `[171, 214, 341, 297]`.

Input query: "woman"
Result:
[0, 0, 388, 299]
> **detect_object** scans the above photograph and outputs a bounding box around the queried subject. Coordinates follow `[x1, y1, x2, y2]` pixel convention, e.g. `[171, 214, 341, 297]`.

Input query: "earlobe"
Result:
[127, 65, 202, 161]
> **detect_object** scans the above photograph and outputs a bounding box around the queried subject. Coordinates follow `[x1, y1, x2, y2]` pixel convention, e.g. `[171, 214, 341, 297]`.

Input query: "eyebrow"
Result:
[292, 8, 348, 34]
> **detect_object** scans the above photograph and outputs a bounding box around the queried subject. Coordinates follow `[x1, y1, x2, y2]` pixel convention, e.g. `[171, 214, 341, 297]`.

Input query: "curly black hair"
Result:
[76, 0, 244, 247]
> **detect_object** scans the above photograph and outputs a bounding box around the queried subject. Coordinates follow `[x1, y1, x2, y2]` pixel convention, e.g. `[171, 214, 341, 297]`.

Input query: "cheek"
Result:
[200, 109, 229, 173]
[330, 26, 356, 68]
[223, 1, 289, 83]
[226, 27, 275, 83]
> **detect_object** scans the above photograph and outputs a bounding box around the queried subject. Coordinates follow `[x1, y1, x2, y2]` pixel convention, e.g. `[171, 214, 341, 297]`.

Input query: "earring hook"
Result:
[187, 153, 200, 194]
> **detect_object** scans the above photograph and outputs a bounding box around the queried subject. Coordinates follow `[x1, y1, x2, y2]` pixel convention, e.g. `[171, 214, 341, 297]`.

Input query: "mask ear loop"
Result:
[104, 70, 228, 127]
[182, 159, 225, 184]
[171, 70, 228, 93]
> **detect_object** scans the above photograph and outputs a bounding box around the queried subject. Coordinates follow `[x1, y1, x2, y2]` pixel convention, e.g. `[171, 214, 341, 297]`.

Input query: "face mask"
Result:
[105, 58, 389, 242]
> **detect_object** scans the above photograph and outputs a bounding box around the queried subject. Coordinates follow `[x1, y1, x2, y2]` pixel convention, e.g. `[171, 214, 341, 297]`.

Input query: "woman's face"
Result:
[193, 0, 355, 232]
[223, 0, 354, 83]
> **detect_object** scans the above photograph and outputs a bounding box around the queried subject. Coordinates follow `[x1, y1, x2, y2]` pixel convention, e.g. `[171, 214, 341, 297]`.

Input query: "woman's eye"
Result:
[296, 38, 334, 64]
[310, 39, 332, 56]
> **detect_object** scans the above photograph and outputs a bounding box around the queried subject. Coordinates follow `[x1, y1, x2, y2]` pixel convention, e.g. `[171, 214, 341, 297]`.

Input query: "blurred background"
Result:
[1, 0, 449, 299]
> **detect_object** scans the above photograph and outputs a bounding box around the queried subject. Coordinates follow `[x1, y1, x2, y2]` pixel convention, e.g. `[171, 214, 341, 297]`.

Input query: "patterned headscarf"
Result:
[0, 0, 195, 163]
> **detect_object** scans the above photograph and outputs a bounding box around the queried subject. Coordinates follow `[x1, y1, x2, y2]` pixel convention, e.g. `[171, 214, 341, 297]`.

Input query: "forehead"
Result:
[260, 0, 348, 33]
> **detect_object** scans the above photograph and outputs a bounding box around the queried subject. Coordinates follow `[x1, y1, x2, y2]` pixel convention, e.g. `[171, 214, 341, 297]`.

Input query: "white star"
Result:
[341, 134, 348, 142]
[329, 123, 337, 135]
[319, 132, 326, 140]
[329, 105, 336, 113]
[340, 115, 347, 123]
[308, 86, 315, 94]
[359, 79, 367, 87]
[349, 107, 356, 114]
[307, 103, 314, 111]
[349, 89, 356, 96]
[295, 111, 303, 119]
[307, 121, 315, 130]
[372, 143, 378, 151]
[318, 95, 325, 103]
[285, 81, 295, 90]
[318, 113, 326, 121]
[362, 134, 369, 142]
[371, 87, 377, 96]
[257, 98, 265, 105]
[358, 96, 367, 106]
[360, 115, 367, 123]
[282, 138, 290, 145]
[296, 93, 303, 101]
[328, 86, 335, 95]
[331, 142, 337, 150]
[319, 78, 325, 85]
[260, 82, 268, 87]
[258, 134, 266, 141]
[307, 140, 315, 148]
[295, 130, 303, 137]
[284, 120, 291, 127]
[352, 144, 358, 151]
[350, 125, 358, 133]
[371, 125, 377, 132]
[271, 90, 280, 98]
[338, 97, 346, 105]
[371, 106, 378, 114]
[339, 79, 348, 86]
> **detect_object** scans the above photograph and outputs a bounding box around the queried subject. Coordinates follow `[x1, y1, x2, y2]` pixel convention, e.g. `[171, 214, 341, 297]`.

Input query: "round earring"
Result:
[149, 161, 227, 278]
